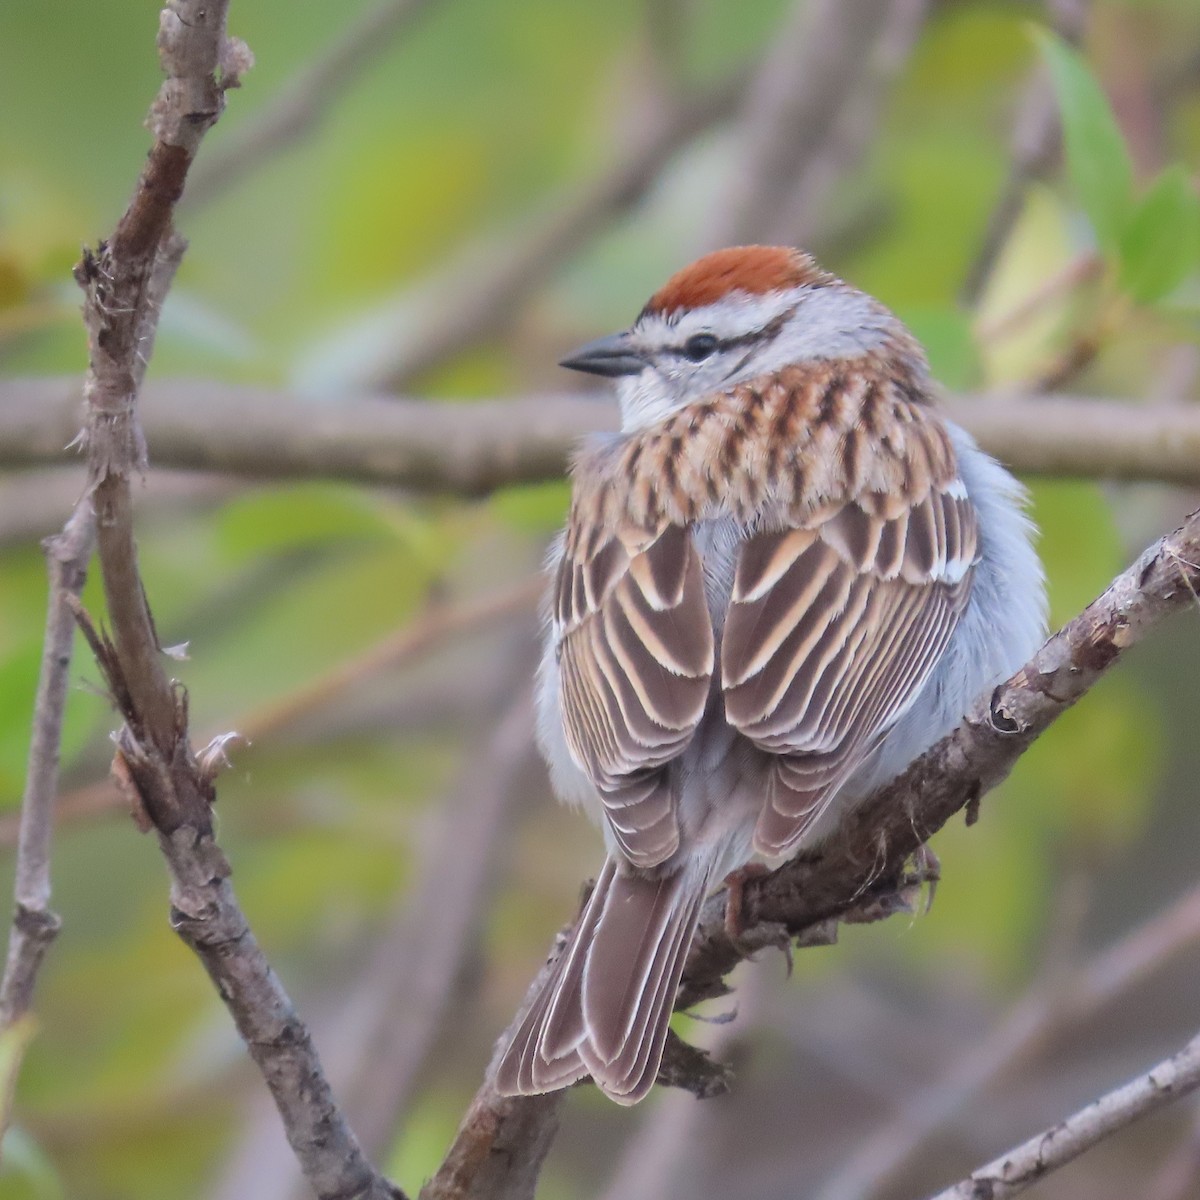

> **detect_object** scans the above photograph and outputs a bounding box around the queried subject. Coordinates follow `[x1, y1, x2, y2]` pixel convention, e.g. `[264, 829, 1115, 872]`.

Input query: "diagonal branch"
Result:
[681, 506, 1200, 1006]
[713, 0, 929, 246]
[371, 74, 746, 391]
[926, 1031, 1200, 1200]
[813, 879, 1200, 1200]
[433, 507, 1200, 1199]
[63, 4, 400, 1197]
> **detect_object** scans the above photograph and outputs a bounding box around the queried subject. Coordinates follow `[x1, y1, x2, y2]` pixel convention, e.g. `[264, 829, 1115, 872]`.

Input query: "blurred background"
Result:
[2, 0, 1200, 1197]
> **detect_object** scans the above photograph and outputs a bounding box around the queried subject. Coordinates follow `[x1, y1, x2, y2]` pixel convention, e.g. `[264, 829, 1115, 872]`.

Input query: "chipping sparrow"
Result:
[495, 246, 1046, 1105]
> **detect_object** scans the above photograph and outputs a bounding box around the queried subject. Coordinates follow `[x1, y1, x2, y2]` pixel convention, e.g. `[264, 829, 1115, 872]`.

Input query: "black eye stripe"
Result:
[670, 304, 796, 361]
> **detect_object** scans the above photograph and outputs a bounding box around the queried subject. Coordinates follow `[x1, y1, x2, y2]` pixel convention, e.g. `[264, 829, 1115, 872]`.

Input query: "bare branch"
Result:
[214, 687, 537, 1200]
[62, 4, 400, 1197]
[6, 378, 1200, 492]
[0, 503, 94, 1033]
[926, 1031, 1200, 1200]
[183, 0, 438, 211]
[814, 880, 1200, 1200]
[0, 0, 232, 1087]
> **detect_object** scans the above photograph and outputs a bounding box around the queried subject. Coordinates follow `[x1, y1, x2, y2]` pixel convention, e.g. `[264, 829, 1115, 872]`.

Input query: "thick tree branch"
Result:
[926, 1031, 1200, 1200]
[5, 378, 1200, 491]
[62, 5, 399, 1198]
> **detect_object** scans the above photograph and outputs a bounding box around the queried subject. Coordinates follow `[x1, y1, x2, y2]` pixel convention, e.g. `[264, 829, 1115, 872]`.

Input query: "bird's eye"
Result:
[682, 333, 719, 361]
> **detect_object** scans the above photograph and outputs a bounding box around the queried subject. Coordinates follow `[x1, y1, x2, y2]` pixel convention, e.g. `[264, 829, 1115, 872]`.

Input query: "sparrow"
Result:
[494, 246, 1046, 1105]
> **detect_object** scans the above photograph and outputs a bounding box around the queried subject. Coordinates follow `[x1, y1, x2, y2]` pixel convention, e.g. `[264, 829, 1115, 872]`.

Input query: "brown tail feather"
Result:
[493, 858, 708, 1105]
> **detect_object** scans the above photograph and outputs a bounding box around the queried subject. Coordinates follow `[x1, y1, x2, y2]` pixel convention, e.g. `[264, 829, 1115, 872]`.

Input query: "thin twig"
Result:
[66, 4, 399, 1197]
[0, 576, 541, 848]
[974, 251, 1103, 344]
[814, 880, 1200, 1200]
[926, 1031, 1200, 1200]
[239, 578, 541, 745]
[0, 503, 95, 1037]
[8, 379, 1200, 491]
[183, 0, 440, 211]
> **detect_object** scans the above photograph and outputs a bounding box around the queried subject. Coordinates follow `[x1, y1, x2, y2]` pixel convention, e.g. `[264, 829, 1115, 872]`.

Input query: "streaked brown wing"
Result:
[555, 520, 715, 868]
[721, 483, 978, 856]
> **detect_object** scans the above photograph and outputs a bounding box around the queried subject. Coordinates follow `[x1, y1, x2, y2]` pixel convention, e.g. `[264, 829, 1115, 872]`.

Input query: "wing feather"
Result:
[722, 483, 979, 855]
[555, 515, 715, 868]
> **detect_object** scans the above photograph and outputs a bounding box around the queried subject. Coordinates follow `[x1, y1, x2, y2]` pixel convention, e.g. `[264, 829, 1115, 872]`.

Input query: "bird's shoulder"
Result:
[566, 351, 965, 554]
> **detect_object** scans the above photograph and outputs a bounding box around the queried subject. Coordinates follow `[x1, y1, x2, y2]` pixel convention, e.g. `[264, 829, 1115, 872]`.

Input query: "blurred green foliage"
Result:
[1, 1, 1199, 1197]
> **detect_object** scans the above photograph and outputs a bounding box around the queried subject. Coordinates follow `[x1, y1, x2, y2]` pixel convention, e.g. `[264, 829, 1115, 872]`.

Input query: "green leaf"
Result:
[0, 1125, 64, 1200]
[1117, 165, 1200, 304]
[1034, 29, 1135, 259]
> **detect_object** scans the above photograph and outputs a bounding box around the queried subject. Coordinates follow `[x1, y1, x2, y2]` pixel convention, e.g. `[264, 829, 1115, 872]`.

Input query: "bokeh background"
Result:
[2, 1, 1200, 1197]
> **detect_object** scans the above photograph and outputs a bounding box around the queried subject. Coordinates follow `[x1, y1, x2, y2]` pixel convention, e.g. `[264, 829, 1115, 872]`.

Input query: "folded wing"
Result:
[721, 483, 978, 855]
[555, 518, 715, 868]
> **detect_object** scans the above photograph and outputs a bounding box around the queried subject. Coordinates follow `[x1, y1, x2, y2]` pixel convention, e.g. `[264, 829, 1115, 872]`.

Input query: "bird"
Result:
[494, 245, 1046, 1105]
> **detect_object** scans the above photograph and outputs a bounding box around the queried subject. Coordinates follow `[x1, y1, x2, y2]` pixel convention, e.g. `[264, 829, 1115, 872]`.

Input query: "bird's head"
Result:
[560, 245, 916, 430]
